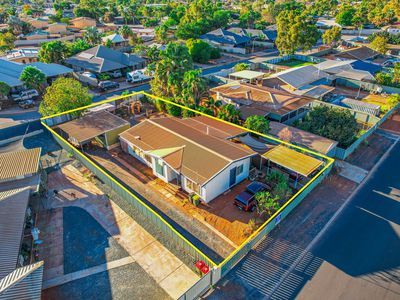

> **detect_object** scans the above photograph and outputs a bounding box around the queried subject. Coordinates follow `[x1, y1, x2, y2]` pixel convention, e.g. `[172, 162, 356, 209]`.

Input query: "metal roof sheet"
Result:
[0, 148, 40, 181]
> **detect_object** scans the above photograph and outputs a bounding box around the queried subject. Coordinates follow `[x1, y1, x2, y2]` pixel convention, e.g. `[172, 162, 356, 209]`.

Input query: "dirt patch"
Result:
[380, 111, 400, 134]
[346, 133, 394, 170]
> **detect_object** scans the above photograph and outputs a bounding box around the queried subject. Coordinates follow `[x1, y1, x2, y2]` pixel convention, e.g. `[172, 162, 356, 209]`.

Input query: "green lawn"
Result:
[276, 59, 315, 68]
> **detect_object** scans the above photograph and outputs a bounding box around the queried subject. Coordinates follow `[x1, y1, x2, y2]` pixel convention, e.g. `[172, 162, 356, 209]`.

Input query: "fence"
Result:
[335, 104, 399, 159]
[177, 270, 213, 300]
[42, 119, 216, 270]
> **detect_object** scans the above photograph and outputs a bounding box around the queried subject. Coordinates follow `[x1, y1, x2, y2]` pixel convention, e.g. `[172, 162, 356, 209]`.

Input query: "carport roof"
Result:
[229, 70, 266, 80]
[263, 145, 323, 177]
[56, 111, 129, 144]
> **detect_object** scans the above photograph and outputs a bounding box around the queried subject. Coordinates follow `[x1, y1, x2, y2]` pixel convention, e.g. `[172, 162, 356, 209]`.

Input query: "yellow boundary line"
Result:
[40, 91, 335, 269]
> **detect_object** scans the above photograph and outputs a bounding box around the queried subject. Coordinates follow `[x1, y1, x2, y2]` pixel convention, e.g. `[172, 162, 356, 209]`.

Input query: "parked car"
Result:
[11, 89, 39, 101]
[126, 69, 152, 83]
[98, 81, 120, 91]
[18, 99, 35, 109]
[234, 181, 268, 212]
[107, 70, 123, 78]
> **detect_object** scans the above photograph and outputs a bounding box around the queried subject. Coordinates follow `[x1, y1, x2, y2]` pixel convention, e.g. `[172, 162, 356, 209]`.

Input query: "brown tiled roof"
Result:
[55, 111, 129, 144]
[269, 122, 338, 154]
[0, 148, 40, 182]
[120, 117, 255, 185]
[210, 83, 311, 117]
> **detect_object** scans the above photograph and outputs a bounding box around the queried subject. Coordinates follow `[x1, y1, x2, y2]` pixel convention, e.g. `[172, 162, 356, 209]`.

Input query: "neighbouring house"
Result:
[383, 24, 400, 34]
[227, 27, 277, 43]
[0, 144, 44, 300]
[0, 60, 72, 92]
[65, 45, 145, 74]
[210, 82, 312, 123]
[316, 17, 341, 29]
[334, 46, 381, 62]
[269, 121, 338, 156]
[69, 17, 97, 29]
[24, 30, 49, 40]
[200, 28, 251, 54]
[101, 33, 129, 51]
[54, 110, 130, 150]
[14, 35, 77, 47]
[47, 22, 68, 34]
[315, 59, 382, 76]
[24, 17, 49, 29]
[119, 116, 256, 203]
[1, 48, 39, 64]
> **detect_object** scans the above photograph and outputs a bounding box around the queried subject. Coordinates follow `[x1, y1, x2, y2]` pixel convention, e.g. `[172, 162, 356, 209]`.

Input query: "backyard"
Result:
[276, 59, 315, 68]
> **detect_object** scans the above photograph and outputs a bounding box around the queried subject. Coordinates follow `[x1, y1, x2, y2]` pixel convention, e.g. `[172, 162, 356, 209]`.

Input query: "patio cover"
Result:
[229, 70, 265, 81]
[262, 145, 323, 177]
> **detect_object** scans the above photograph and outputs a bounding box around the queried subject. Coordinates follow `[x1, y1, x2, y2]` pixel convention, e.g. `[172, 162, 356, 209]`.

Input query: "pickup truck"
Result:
[11, 89, 39, 102]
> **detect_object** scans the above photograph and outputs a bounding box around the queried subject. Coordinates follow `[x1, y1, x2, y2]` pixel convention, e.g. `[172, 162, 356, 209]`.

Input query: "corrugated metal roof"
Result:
[0, 187, 30, 279]
[120, 117, 255, 185]
[0, 148, 40, 181]
[263, 145, 323, 177]
[55, 111, 130, 144]
[0, 261, 43, 300]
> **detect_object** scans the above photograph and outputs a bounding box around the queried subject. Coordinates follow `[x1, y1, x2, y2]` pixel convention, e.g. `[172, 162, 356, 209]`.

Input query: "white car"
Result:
[12, 89, 39, 101]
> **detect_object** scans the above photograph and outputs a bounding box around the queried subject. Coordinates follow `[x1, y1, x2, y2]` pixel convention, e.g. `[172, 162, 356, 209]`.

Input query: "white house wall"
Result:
[201, 157, 251, 203]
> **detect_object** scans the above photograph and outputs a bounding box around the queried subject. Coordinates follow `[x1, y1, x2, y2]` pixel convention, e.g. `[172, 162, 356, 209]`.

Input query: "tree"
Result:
[234, 63, 250, 72]
[254, 191, 280, 216]
[370, 36, 388, 55]
[276, 11, 320, 55]
[39, 78, 92, 116]
[19, 66, 46, 92]
[217, 104, 240, 124]
[322, 26, 342, 46]
[155, 25, 168, 43]
[38, 41, 68, 63]
[0, 81, 10, 100]
[387, 94, 400, 108]
[119, 25, 133, 39]
[186, 39, 214, 64]
[335, 6, 356, 26]
[200, 97, 221, 116]
[393, 63, 400, 85]
[244, 115, 270, 134]
[0, 32, 15, 53]
[182, 69, 207, 106]
[66, 39, 91, 56]
[83, 26, 101, 46]
[296, 106, 358, 147]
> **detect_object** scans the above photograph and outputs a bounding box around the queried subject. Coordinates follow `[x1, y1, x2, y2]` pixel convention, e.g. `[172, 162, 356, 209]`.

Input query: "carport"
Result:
[229, 70, 266, 84]
[262, 145, 323, 188]
[55, 110, 130, 150]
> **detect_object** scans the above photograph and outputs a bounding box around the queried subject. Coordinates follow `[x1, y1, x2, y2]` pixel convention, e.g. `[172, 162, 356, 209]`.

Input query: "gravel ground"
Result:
[42, 263, 171, 300]
[63, 207, 129, 274]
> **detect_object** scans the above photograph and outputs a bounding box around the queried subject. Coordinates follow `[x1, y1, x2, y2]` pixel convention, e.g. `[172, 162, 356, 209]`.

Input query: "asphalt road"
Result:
[207, 138, 400, 300]
[297, 139, 400, 300]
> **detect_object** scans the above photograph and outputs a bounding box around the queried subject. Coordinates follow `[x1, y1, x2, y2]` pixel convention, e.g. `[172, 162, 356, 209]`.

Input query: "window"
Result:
[186, 178, 201, 194]
[155, 159, 164, 176]
[236, 164, 244, 176]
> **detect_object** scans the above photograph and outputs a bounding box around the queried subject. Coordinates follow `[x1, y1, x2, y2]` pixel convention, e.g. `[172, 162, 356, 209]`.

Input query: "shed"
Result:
[263, 145, 323, 177]
[55, 111, 130, 149]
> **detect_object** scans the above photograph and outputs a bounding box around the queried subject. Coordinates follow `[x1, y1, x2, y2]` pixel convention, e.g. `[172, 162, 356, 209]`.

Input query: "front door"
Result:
[229, 167, 236, 187]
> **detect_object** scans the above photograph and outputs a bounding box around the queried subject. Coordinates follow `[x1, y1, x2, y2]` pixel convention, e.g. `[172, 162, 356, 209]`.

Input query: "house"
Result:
[227, 28, 277, 43]
[0, 145, 44, 299]
[383, 24, 400, 34]
[24, 30, 49, 40]
[24, 17, 49, 29]
[69, 17, 96, 29]
[334, 46, 381, 61]
[101, 33, 129, 51]
[263, 65, 333, 96]
[200, 28, 251, 54]
[119, 116, 256, 203]
[55, 110, 130, 149]
[65, 45, 145, 74]
[0, 60, 72, 91]
[315, 59, 382, 76]
[210, 82, 312, 123]
[47, 22, 68, 34]
[269, 121, 338, 156]
[1, 48, 39, 64]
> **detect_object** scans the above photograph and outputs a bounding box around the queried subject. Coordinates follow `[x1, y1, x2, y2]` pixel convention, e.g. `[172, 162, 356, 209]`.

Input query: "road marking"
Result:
[267, 136, 400, 297]
[42, 256, 135, 289]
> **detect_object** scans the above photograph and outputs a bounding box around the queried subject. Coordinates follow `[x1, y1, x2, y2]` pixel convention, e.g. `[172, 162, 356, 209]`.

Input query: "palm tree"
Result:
[182, 69, 207, 106]
[200, 97, 221, 116]
[217, 104, 241, 124]
[84, 26, 101, 46]
[119, 25, 133, 39]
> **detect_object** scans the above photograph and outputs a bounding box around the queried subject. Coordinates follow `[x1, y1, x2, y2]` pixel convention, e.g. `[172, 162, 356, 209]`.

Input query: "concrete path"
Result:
[43, 257, 135, 289]
[336, 160, 368, 184]
[45, 164, 199, 299]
